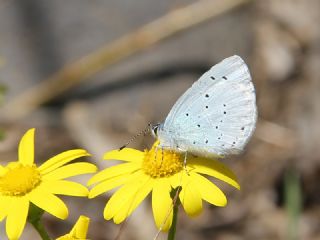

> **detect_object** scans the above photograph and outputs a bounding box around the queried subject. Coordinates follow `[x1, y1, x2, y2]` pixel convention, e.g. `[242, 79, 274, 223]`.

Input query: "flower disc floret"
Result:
[142, 144, 183, 178]
[0, 163, 41, 196]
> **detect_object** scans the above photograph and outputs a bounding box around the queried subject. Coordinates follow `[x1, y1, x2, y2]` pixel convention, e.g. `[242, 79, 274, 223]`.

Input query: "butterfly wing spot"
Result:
[222, 76, 227, 80]
[241, 127, 245, 130]
[186, 113, 189, 116]
[205, 140, 208, 144]
[210, 76, 215, 80]
[205, 94, 209, 98]
[215, 126, 218, 129]
[223, 104, 226, 107]
[197, 124, 200, 127]
[205, 105, 208, 109]
[193, 141, 196, 144]
[224, 111, 227, 114]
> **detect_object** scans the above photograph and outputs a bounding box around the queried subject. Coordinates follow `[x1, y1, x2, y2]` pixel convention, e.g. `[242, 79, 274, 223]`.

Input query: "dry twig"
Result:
[1, 0, 251, 120]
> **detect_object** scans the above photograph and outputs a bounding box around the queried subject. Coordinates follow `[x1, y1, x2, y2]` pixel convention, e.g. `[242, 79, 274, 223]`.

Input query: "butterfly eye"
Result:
[151, 124, 160, 137]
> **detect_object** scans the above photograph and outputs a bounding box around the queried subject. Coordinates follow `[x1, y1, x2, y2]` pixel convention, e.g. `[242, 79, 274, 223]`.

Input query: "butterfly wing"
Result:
[158, 55, 257, 157]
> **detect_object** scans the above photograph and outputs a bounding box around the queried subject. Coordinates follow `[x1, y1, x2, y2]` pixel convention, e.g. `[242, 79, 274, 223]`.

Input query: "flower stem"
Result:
[285, 167, 301, 240]
[28, 203, 51, 240]
[30, 220, 51, 240]
[168, 188, 181, 240]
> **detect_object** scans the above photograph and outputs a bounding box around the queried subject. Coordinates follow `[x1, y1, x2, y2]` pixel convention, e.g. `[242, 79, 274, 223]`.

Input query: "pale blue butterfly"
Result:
[151, 55, 257, 158]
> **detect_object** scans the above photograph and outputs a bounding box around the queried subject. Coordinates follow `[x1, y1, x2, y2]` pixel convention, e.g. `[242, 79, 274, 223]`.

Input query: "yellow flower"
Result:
[0, 128, 97, 239]
[88, 141, 240, 231]
[56, 215, 90, 240]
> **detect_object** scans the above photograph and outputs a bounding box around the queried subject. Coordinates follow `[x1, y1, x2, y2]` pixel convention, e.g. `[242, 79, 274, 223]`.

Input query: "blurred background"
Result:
[1, 0, 320, 239]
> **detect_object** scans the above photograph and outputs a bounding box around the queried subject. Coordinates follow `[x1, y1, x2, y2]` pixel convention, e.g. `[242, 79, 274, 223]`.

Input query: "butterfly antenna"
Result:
[119, 123, 152, 150]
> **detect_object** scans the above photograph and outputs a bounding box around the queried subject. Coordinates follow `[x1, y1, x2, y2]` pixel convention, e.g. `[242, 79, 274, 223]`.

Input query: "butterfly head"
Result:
[150, 123, 162, 138]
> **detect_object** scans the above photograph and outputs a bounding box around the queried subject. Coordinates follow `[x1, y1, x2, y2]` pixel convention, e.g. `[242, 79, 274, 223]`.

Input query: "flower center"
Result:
[0, 162, 41, 196]
[142, 142, 183, 178]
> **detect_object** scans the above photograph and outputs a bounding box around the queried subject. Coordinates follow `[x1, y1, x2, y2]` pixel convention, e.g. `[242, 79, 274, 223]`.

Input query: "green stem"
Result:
[28, 203, 51, 240]
[168, 188, 180, 240]
[30, 220, 51, 240]
[285, 167, 301, 240]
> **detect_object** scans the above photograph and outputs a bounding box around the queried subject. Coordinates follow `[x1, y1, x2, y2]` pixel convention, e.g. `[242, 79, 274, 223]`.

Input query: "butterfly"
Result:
[151, 55, 257, 158]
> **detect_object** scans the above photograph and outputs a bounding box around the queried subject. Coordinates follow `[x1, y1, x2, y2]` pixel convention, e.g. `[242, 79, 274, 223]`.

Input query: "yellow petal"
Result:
[179, 172, 203, 217]
[113, 176, 153, 224]
[188, 157, 240, 190]
[41, 180, 88, 196]
[42, 162, 97, 180]
[69, 215, 90, 238]
[152, 178, 173, 231]
[28, 187, 68, 219]
[0, 165, 5, 175]
[38, 149, 90, 175]
[88, 162, 139, 185]
[89, 174, 131, 198]
[190, 172, 227, 207]
[6, 197, 29, 240]
[18, 128, 35, 166]
[0, 196, 11, 221]
[103, 148, 144, 162]
[169, 172, 184, 188]
[103, 172, 147, 222]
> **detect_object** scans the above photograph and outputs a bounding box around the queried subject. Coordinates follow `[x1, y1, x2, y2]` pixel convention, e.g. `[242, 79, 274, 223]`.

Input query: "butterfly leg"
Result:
[160, 146, 164, 167]
[154, 144, 175, 167]
[153, 144, 159, 164]
[182, 151, 190, 176]
[183, 151, 188, 168]
[153, 143, 162, 164]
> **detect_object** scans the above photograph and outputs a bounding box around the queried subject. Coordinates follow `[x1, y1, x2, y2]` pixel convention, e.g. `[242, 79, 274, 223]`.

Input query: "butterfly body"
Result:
[152, 55, 257, 157]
